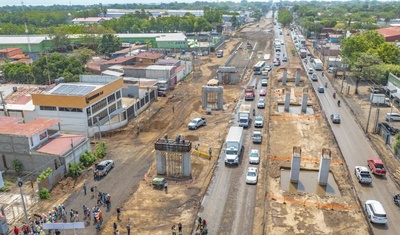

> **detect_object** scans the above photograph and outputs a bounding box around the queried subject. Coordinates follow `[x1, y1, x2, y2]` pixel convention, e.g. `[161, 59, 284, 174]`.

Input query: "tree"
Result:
[351, 52, 383, 94]
[2, 62, 33, 83]
[278, 9, 293, 27]
[51, 33, 72, 52]
[98, 34, 121, 58]
[70, 47, 96, 64]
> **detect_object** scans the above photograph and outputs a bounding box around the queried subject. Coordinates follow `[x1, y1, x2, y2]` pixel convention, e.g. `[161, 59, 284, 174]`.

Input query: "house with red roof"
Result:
[376, 26, 400, 42]
[0, 117, 90, 173]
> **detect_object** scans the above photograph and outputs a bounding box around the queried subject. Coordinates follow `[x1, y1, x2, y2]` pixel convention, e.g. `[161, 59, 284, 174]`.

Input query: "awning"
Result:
[384, 85, 397, 92]
[391, 93, 400, 100]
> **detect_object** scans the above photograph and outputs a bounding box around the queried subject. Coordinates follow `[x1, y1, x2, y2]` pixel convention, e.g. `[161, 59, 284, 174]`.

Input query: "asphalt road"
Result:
[310, 61, 400, 234]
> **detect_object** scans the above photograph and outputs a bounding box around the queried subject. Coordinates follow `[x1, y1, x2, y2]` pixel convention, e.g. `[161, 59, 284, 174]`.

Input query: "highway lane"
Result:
[310, 63, 400, 234]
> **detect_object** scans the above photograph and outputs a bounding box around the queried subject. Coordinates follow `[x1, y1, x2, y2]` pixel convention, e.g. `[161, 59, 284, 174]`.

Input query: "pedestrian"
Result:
[172, 106, 175, 113]
[74, 210, 79, 222]
[202, 218, 207, 227]
[208, 147, 212, 156]
[83, 183, 87, 195]
[116, 207, 121, 221]
[90, 186, 94, 198]
[178, 222, 182, 233]
[126, 224, 131, 235]
[13, 226, 19, 235]
[113, 222, 117, 233]
[55, 229, 61, 235]
[164, 181, 168, 194]
[171, 225, 177, 235]
[70, 209, 74, 222]
[115, 229, 120, 235]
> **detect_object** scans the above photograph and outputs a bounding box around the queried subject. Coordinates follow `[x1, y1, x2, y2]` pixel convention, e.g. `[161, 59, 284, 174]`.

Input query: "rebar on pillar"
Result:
[284, 90, 291, 112]
[282, 68, 288, 85]
[290, 146, 302, 183]
[318, 148, 331, 186]
[301, 88, 308, 113]
[295, 69, 301, 86]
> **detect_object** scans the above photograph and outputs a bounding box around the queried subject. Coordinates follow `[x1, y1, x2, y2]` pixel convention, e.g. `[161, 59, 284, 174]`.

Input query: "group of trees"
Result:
[2, 53, 86, 84]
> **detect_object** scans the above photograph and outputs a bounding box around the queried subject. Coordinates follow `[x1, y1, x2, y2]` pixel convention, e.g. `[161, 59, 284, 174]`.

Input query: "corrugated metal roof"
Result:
[376, 26, 400, 37]
[0, 117, 59, 136]
[36, 134, 86, 156]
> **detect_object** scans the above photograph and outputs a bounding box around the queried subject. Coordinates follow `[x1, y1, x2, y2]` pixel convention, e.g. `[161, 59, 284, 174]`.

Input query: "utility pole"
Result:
[45, 55, 51, 85]
[96, 116, 102, 142]
[17, 178, 29, 224]
[366, 88, 375, 133]
[0, 92, 7, 116]
[70, 139, 77, 177]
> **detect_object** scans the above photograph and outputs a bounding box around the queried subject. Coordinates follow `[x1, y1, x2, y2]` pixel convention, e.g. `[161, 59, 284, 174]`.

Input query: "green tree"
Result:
[2, 63, 33, 84]
[51, 33, 72, 52]
[278, 9, 293, 27]
[70, 47, 96, 64]
[351, 52, 383, 94]
[98, 34, 121, 57]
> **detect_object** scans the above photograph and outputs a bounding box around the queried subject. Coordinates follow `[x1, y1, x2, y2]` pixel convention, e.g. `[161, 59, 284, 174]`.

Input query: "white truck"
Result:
[313, 59, 323, 71]
[370, 94, 391, 106]
[224, 126, 244, 166]
[238, 104, 251, 128]
[354, 166, 372, 184]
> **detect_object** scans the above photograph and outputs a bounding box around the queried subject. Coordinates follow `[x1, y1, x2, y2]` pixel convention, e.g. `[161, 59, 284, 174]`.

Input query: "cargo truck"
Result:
[313, 59, 323, 71]
[370, 94, 390, 106]
[224, 126, 244, 166]
[238, 104, 251, 128]
[299, 49, 307, 58]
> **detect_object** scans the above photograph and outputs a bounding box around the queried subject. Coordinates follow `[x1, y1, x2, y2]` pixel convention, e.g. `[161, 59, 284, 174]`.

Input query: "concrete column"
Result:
[295, 69, 301, 86]
[284, 90, 291, 112]
[201, 86, 207, 109]
[156, 151, 166, 175]
[290, 147, 302, 183]
[217, 89, 224, 110]
[282, 68, 287, 85]
[318, 153, 331, 186]
[301, 92, 308, 113]
[182, 152, 191, 177]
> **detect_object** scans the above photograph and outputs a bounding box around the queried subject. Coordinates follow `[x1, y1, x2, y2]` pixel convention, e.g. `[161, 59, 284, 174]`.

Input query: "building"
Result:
[376, 27, 400, 42]
[29, 76, 126, 137]
[134, 52, 164, 64]
[72, 17, 112, 25]
[0, 48, 23, 59]
[116, 33, 187, 49]
[0, 117, 90, 172]
[104, 9, 204, 18]
[100, 56, 136, 72]
[0, 35, 53, 53]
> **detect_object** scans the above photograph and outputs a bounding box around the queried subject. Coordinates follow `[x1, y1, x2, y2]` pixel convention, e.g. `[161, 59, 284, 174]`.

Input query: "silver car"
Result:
[385, 113, 400, 121]
[257, 98, 265, 109]
[95, 160, 114, 177]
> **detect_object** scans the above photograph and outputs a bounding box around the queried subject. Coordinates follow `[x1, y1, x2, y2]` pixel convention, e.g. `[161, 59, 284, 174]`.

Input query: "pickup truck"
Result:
[187, 118, 206, 130]
[245, 86, 255, 101]
[354, 166, 372, 184]
[367, 158, 387, 176]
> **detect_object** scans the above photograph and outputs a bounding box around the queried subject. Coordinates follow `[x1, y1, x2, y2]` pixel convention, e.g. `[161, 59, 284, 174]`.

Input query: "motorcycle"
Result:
[253, 109, 255, 116]
[325, 82, 328, 88]
[337, 100, 341, 107]
[394, 194, 400, 207]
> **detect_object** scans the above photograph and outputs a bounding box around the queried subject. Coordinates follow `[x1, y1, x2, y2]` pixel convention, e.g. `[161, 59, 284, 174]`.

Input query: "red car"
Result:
[259, 89, 266, 96]
[367, 158, 387, 176]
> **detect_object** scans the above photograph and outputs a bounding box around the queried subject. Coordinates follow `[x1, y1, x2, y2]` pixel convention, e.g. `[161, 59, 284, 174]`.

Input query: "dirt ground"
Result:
[264, 26, 369, 234]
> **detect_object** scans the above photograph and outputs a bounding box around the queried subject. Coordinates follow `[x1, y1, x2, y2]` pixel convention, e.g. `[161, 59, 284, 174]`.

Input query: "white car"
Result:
[257, 98, 265, 109]
[249, 149, 260, 164]
[385, 113, 400, 121]
[254, 115, 264, 128]
[365, 200, 387, 224]
[246, 167, 258, 184]
[265, 65, 272, 71]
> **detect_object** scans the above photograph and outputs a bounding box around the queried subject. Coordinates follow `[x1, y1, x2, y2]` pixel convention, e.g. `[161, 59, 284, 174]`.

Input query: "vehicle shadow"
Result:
[371, 223, 389, 230]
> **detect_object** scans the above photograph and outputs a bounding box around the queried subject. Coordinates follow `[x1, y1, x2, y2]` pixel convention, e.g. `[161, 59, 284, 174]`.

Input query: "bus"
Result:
[253, 61, 266, 75]
[313, 59, 323, 70]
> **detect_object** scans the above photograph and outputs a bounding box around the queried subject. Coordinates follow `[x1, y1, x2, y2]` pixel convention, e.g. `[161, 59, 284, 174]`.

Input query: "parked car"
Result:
[259, 89, 266, 96]
[249, 149, 260, 164]
[318, 87, 325, 93]
[328, 67, 336, 73]
[254, 115, 264, 128]
[330, 114, 341, 124]
[95, 160, 114, 177]
[385, 113, 400, 121]
[365, 200, 387, 224]
[370, 87, 384, 94]
[379, 122, 398, 135]
[367, 158, 387, 176]
[257, 98, 265, 109]
[246, 167, 258, 184]
[188, 117, 207, 130]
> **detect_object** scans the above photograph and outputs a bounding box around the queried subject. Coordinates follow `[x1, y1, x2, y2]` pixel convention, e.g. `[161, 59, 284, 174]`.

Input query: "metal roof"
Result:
[51, 84, 96, 96]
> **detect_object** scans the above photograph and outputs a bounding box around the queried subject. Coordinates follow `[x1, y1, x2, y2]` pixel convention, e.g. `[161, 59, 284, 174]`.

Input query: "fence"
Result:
[1, 184, 39, 224]
[37, 165, 66, 191]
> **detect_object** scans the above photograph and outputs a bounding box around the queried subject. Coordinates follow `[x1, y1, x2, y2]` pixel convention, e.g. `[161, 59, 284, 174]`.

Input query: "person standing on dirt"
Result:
[171, 225, 177, 235]
[90, 186, 94, 198]
[13, 226, 19, 235]
[178, 223, 182, 233]
[126, 224, 131, 235]
[70, 209, 74, 222]
[164, 181, 168, 194]
[83, 183, 87, 196]
[116, 207, 121, 221]
[172, 106, 175, 113]
[113, 222, 117, 233]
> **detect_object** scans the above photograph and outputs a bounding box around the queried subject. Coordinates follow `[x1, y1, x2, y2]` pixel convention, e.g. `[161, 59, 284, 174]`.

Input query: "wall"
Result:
[124, 67, 146, 77]
[62, 138, 91, 172]
[146, 68, 174, 79]
[34, 109, 89, 135]
[121, 85, 139, 98]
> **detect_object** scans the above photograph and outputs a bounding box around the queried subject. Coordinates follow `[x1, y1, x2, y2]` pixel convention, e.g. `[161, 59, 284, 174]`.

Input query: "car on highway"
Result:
[261, 79, 268, 87]
[259, 89, 266, 96]
[365, 200, 387, 224]
[188, 117, 207, 130]
[254, 115, 264, 128]
[257, 98, 265, 109]
[265, 65, 272, 71]
[311, 73, 318, 81]
[330, 114, 341, 124]
[354, 166, 373, 184]
[282, 57, 288, 62]
[367, 158, 387, 176]
[246, 167, 258, 184]
[249, 149, 260, 164]
[252, 130, 262, 144]
[385, 113, 400, 121]
[95, 160, 114, 177]
[318, 87, 325, 93]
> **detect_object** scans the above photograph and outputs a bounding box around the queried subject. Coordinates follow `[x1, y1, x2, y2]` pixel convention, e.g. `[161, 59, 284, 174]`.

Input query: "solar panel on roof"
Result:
[51, 84, 96, 96]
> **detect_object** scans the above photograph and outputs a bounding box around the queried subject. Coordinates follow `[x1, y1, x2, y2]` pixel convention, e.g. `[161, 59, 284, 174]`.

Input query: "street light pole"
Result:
[17, 178, 29, 224]
[366, 88, 375, 133]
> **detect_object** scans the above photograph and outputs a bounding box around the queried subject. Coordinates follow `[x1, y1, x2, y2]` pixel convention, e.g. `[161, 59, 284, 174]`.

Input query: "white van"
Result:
[307, 68, 313, 74]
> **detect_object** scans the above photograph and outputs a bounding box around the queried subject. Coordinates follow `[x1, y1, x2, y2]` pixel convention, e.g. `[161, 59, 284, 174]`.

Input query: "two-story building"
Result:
[0, 117, 90, 172]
